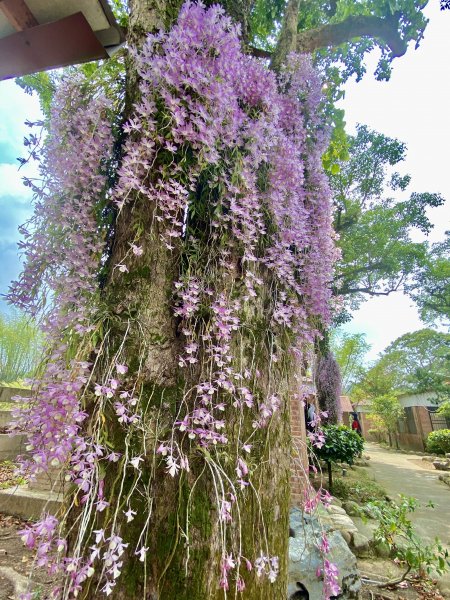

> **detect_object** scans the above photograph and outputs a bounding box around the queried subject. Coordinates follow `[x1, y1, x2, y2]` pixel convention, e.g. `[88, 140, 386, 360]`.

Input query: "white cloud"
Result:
[0, 162, 35, 198]
[0, 80, 42, 156]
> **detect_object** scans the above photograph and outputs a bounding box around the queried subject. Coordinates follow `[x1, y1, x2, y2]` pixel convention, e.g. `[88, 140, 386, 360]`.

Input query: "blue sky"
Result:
[0, 81, 40, 310]
[0, 1, 448, 362]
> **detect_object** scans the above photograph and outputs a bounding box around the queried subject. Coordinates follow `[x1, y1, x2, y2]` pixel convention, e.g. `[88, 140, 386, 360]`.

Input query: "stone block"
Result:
[433, 460, 450, 471]
[350, 532, 370, 558]
[0, 433, 26, 461]
[289, 510, 361, 599]
[342, 501, 361, 517]
[0, 486, 62, 520]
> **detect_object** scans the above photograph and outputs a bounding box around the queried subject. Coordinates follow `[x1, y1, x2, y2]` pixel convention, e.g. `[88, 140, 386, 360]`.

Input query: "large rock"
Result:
[342, 501, 361, 517]
[433, 459, 450, 471]
[350, 532, 370, 558]
[289, 508, 361, 599]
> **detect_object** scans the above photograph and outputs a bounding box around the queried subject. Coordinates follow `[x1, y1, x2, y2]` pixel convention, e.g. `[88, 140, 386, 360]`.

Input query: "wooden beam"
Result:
[0, 0, 38, 32]
[0, 12, 108, 81]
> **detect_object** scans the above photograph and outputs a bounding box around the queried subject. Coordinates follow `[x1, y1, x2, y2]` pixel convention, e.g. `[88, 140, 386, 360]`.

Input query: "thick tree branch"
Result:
[296, 14, 407, 57]
[270, 0, 301, 71]
[337, 287, 395, 296]
[250, 46, 271, 59]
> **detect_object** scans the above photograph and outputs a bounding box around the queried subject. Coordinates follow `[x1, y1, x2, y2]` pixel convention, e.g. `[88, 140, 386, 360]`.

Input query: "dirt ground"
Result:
[0, 514, 55, 599]
[359, 557, 446, 599]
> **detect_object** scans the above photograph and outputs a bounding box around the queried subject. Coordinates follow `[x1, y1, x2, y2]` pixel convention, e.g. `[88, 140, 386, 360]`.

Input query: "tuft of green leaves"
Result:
[367, 495, 450, 580]
[314, 424, 364, 465]
[426, 429, 450, 455]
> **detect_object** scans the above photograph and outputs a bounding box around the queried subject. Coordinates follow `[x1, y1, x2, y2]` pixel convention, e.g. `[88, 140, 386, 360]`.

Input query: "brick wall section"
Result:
[415, 406, 433, 437]
[290, 395, 308, 506]
[359, 412, 380, 442]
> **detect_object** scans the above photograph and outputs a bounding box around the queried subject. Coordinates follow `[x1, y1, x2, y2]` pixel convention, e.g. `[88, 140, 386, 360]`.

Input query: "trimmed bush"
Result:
[426, 429, 450, 455]
[313, 425, 364, 491]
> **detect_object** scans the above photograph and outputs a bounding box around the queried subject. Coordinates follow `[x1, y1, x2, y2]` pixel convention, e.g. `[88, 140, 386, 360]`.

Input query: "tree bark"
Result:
[79, 1, 293, 598]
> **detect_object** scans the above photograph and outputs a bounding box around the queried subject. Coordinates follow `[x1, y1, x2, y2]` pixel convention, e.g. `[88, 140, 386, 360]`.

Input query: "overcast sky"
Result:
[0, 1, 448, 363]
[338, 0, 450, 361]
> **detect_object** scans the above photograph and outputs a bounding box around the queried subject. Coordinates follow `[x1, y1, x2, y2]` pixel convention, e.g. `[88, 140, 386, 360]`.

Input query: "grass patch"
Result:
[331, 475, 387, 503]
[0, 461, 26, 489]
[312, 463, 388, 503]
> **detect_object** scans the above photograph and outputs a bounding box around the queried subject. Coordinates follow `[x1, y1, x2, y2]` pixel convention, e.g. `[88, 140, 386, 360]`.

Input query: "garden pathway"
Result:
[364, 442, 450, 595]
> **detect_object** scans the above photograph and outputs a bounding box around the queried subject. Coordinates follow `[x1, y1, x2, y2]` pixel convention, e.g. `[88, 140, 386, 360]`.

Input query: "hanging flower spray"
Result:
[9, 3, 339, 597]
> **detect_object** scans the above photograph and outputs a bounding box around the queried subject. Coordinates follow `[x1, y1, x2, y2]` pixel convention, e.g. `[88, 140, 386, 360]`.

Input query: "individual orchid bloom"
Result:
[130, 243, 144, 256]
[219, 576, 229, 591]
[93, 529, 105, 545]
[95, 499, 109, 512]
[130, 456, 144, 469]
[19, 528, 35, 549]
[107, 452, 121, 462]
[89, 545, 101, 561]
[237, 576, 245, 591]
[102, 581, 115, 596]
[110, 378, 120, 390]
[180, 456, 190, 472]
[156, 443, 169, 456]
[135, 546, 148, 562]
[166, 455, 180, 477]
[124, 507, 137, 522]
[222, 553, 236, 571]
[254, 554, 267, 577]
[117, 263, 128, 273]
[116, 363, 128, 375]
[219, 499, 232, 522]
[236, 458, 249, 478]
[320, 533, 330, 553]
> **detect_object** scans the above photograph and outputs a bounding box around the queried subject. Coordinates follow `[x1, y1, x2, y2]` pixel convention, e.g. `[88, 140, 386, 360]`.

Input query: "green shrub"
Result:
[314, 424, 364, 465]
[312, 425, 364, 491]
[426, 429, 450, 455]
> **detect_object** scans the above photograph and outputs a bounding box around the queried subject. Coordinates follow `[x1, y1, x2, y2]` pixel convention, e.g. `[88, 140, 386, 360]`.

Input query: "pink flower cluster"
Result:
[8, 2, 338, 597]
[8, 77, 113, 479]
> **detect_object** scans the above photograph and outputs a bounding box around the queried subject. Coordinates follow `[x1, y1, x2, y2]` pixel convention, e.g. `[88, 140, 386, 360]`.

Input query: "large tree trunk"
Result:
[78, 1, 293, 598]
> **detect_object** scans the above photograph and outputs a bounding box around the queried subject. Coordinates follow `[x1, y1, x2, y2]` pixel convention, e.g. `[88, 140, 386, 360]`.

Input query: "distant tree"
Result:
[314, 352, 342, 423]
[0, 311, 41, 383]
[352, 329, 450, 403]
[313, 424, 364, 491]
[331, 330, 370, 394]
[406, 233, 450, 326]
[330, 125, 444, 315]
[383, 329, 450, 398]
[437, 401, 450, 420]
[368, 393, 404, 448]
